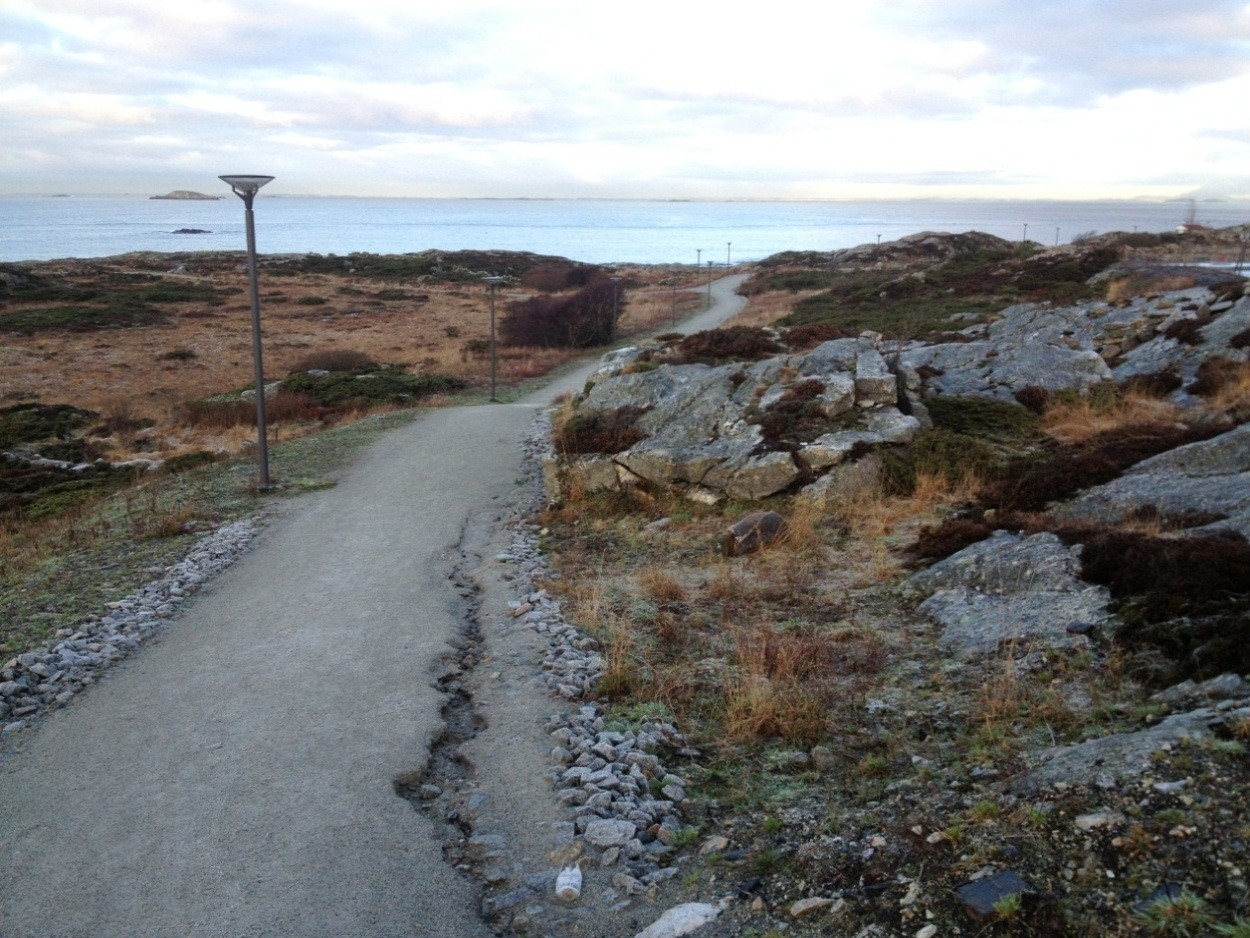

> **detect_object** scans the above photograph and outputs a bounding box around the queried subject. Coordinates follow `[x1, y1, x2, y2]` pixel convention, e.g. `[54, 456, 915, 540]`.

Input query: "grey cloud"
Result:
[887, 0, 1250, 102]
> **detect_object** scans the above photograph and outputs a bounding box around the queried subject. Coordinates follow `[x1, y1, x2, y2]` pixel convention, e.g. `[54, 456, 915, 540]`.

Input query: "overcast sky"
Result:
[2, 0, 1249, 200]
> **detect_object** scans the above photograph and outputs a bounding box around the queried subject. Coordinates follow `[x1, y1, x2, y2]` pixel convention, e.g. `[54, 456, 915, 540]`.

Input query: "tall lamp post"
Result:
[483, 276, 506, 402]
[219, 174, 275, 491]
[726, 242, 732, 267]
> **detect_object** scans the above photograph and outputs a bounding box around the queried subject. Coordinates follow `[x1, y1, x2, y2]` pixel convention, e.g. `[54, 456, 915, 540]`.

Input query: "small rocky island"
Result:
[150, 190, 219, 200]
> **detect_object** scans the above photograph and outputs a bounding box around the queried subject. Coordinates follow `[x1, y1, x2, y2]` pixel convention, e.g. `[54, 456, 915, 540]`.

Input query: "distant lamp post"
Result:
[219, 174, 276, 491]
[483, 276, 506, 402]
[609, 276, 622, 342]
[726, 241, 732, 267]
[1055, 226, 1061, 247]
[696, 248, 702, 275]
[1022, 222, 1029, 244]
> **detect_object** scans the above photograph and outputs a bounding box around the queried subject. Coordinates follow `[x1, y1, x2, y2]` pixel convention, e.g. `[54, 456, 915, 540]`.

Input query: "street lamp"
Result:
[219, 174, 275, 491]
[726, 242, 732, 267]
[483, 276, 506, 402]
[1022, 222, 1029, 244]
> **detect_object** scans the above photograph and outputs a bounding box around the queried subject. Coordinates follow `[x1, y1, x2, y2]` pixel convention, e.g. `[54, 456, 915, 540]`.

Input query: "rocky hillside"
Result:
[536, 261, 1250, 935]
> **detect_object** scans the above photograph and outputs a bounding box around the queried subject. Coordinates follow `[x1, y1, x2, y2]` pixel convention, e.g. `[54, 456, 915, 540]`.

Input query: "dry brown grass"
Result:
[1105, 274, 1198, 302]
[1040, 392, 1183, 445]
[1204, 362, 1250, 418]
[724, 289, 820, 329]
[725, 625, 829, 744]
[636, 567, 686, 603]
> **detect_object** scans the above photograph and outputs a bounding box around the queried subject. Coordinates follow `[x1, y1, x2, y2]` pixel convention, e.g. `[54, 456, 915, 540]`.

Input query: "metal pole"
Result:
[1022, 222, 1028, 244]
[1055, 226, 1060, 247]
[727, 241, 731, 267]
[242, 192, 272, 491]
[489, 281, 498, 402]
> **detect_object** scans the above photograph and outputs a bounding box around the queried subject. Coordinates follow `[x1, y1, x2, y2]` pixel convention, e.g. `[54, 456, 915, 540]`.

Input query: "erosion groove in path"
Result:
[394, 523, 491, 894]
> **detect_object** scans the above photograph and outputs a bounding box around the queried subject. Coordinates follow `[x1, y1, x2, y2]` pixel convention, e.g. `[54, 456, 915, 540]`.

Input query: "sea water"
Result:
[1, 195, 1247, 265]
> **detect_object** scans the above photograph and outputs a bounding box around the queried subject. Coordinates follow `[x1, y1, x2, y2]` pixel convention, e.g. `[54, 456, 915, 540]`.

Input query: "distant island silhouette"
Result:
[151, 190, 219, 201]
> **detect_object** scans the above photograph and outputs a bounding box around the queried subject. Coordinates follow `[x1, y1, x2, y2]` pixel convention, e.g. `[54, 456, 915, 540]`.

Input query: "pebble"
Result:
[0, 520, 256, 732]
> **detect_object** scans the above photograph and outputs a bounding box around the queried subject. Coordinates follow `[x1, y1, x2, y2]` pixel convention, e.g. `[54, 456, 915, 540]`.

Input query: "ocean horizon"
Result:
[3, 195, 1248, 266]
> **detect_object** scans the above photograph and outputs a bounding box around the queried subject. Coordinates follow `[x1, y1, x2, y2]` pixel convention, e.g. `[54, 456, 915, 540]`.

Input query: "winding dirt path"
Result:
[0, 275, 747, 938]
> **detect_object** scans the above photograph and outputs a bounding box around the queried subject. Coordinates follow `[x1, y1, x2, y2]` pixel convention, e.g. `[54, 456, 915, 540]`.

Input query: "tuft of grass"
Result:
[1132, 890, 1216, 936]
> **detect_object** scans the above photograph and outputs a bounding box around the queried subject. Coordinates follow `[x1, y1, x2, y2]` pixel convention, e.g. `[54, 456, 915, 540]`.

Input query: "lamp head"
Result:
[219, 175, 275, 200]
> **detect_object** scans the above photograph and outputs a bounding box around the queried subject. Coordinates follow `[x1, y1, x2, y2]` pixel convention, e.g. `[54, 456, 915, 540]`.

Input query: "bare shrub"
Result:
[500, 279, 619, 348]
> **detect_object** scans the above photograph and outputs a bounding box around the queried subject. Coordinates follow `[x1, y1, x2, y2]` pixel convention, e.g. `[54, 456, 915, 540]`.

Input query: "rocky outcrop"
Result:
[902, 285, 1247, 402]
[547, 337, 919, 504]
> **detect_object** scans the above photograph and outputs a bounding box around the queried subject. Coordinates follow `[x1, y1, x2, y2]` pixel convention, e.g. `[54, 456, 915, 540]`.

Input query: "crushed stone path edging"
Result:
[0, 519, 258, 737]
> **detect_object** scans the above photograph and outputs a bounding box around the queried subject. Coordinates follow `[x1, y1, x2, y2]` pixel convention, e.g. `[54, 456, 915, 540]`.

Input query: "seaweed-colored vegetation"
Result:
[287, 249, 582, 283]
[0, 403, 98, 450]
[671, 326, 782, 365]
[0, 277, 232, 335]
[289, 349, 378, 373]
[520, 264, 608, 292]
[1188, 357, 1250, 397]
[782, 321, 856, 351]
[753, 379, 857, 451]
[554, 407, 647, 456]
[984, 421, 1218, 513]
[1073, 529, 1250, 685]
[278, 367, 465, 408]
[1119, 369, 1184, 398]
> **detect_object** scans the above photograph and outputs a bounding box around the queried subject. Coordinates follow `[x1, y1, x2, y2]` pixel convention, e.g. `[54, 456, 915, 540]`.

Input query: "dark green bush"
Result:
[280, 367, 466, 406]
